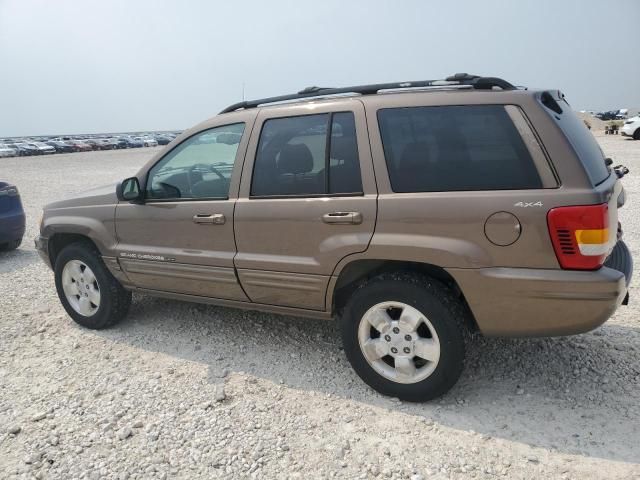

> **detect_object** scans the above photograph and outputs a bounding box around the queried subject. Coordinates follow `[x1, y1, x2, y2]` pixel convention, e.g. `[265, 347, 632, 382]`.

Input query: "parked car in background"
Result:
[114, 138, 129, 149]
[69, 140, 92, 152]
[84, 139, 103, 150]
[141, 136, 158, 147]
[154, 135, 172, 145]
[98, 139, 118, 150]
[0, 144, 18, 157]
[30, 142, 56, 154]
[621, 116, 640, 140]
[12, 143, 40, 155]
[46, 141, 75, 153]
[128, 137, 145, 148]
[0, 182, 25, 251]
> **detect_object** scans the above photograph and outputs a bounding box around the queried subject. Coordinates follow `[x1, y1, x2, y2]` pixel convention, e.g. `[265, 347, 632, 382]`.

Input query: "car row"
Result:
[0, 133, 177, 157]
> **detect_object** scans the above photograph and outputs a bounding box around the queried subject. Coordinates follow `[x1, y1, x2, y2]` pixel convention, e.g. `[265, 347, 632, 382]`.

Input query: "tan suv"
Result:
[36, 74, 633, 401]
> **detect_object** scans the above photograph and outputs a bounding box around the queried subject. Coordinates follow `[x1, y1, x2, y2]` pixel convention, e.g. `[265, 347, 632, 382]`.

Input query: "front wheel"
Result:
[340, 273, 467, 401]
[634, 129, 640, 141]
[54, 242, 131, 329]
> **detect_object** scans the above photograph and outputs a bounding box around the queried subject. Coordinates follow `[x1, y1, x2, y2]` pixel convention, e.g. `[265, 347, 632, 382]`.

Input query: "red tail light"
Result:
[547, 203, 610, 270]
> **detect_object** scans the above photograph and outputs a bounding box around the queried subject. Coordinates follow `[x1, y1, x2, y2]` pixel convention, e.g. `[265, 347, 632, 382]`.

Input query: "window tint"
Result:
[251, 112, 361, 197]
[546, 98, 609, 185]
[377, 106, 542, 192]
[146, 123, 244, 200]
[329, 113, 362, 194]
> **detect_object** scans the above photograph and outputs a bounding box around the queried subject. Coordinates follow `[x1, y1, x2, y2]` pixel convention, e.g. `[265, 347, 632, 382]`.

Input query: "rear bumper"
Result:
[0, 212, 26, 244]
[448, 253, 631, 337]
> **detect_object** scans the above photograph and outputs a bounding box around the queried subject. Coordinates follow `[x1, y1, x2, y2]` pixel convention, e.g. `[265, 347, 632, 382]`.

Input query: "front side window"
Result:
[146, 123, 244, 200]
[378, 105, 542, 192]
[251, 112, 362, 197]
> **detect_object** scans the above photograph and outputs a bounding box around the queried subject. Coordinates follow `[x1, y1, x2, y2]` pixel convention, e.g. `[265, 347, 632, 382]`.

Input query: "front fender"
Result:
[41, 206, 117, 256]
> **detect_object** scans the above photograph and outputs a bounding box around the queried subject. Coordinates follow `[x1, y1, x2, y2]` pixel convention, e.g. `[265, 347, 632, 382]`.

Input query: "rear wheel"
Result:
[340, 273, 467, 401]
[54, 242, 131, 329]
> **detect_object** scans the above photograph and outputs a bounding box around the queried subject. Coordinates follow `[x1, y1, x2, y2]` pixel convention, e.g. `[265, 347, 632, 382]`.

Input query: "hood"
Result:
[45, 183, 119, 210]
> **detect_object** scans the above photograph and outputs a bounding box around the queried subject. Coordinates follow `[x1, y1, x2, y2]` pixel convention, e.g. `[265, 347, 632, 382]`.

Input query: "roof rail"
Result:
[219, 73, 517, 114]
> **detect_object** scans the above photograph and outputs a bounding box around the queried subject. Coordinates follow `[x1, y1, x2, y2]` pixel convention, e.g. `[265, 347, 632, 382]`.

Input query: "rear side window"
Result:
[377, 105, 542, 192]
[542, 95, 609, 185]
[251, 112, 362, 197]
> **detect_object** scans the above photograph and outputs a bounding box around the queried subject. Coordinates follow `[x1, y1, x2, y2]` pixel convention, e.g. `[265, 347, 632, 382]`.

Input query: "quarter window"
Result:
[377, 106, 542, 192]
[251, 112, 362, 197]
[146, 123, 244, 200]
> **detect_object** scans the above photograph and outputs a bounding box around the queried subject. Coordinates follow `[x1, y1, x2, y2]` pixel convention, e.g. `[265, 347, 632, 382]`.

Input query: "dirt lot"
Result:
[1, 136, 639, 480]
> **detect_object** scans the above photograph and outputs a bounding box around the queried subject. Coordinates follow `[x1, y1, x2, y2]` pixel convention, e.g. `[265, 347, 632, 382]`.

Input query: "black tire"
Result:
[634, 129, 640, 141]
[54, 241, 131, 329]
[0, 238, 21, 251]
[340, 272, 467, 402]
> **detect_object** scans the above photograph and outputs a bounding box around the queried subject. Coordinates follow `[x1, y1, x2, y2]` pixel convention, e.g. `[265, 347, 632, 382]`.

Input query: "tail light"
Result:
[0, 186, 19, 197]
[547, 203, 610, 270]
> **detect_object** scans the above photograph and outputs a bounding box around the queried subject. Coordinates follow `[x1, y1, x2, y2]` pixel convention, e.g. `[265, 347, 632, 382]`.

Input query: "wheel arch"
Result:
[329, 259, 479, 333]
[47, 232, 101, 268]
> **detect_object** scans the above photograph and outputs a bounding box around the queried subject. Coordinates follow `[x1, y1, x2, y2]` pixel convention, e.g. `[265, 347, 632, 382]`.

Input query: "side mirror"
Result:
[117, 177, 144, 203]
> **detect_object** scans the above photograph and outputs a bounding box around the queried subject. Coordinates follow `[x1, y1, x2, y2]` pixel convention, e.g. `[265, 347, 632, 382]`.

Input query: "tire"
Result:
[340, 272, 466, 401]
[54, 241, 131, 329]
[634, 129, 640, 141]
[0, 238, 21, 251]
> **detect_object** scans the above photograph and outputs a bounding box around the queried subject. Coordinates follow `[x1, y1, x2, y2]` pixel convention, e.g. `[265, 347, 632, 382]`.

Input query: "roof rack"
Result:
[220, 73, 517, 114]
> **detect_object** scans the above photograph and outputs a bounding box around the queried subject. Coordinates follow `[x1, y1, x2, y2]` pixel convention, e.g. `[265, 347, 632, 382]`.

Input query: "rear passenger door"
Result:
[234, 100, 377, 311]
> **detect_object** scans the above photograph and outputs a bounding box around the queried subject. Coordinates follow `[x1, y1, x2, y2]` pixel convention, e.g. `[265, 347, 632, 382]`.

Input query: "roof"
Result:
[220, 73, 519, 114]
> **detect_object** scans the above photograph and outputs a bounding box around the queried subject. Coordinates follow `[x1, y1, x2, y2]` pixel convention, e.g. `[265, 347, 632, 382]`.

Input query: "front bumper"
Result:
[34, 235, 51, 268]
[621, 125, 636, 137]
[447, 243, 632, 337]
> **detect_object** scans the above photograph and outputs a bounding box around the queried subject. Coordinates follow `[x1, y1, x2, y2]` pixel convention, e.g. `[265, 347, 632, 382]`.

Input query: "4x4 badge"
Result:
[514, 201, 543, 208]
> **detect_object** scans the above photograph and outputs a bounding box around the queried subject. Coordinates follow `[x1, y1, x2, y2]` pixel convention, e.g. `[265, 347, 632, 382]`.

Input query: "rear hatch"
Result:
[540, 91, 626, 272]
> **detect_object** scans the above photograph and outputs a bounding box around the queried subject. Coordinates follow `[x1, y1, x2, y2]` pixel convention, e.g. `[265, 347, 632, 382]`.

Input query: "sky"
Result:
[0, 0, 639, 137]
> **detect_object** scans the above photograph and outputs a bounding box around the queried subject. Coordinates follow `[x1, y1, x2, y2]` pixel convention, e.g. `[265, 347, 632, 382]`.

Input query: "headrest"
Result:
[277, 143, 314, 175]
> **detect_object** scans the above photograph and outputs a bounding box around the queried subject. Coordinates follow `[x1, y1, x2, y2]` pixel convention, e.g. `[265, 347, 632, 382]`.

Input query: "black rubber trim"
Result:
[604, 240, 633, 287]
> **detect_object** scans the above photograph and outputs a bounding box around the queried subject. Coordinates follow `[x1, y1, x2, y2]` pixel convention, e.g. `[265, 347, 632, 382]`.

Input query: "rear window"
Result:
[377, 105, 542, 192]
[543, 96, 609, 185]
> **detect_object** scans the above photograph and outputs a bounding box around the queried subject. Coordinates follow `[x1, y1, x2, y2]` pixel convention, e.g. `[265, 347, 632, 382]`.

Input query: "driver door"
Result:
[114, 120, 252, 300]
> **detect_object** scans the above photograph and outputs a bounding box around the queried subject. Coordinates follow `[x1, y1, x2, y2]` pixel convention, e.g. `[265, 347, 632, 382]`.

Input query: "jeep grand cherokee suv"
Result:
[35, 74, 633, 401]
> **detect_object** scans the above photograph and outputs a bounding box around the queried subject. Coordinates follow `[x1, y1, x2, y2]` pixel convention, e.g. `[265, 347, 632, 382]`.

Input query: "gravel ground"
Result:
[1, 136, 639, 480]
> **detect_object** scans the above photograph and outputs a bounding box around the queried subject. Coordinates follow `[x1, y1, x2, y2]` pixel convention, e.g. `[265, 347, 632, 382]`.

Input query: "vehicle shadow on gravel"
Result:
[94, 295, 640, 464]
[0, 247, 39, 274]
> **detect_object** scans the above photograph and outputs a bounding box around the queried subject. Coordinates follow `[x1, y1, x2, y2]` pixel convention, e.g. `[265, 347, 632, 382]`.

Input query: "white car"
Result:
[0, 144, 18, 157]
[142, 137, 158, 147]
[621, 116, 640, 140]
[29, 142, 56, 154]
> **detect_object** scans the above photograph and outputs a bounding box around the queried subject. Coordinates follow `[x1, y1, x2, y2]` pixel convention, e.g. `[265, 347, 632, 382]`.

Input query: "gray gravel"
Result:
[1, 137, 639, 479]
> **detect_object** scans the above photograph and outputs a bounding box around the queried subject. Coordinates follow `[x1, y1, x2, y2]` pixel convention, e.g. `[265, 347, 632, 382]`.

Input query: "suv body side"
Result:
[38, 88, 629, 338]
[326, 89, 626, 336]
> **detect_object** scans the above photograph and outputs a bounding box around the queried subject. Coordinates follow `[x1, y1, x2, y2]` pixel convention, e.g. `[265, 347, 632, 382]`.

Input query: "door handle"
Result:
[322, 211, 362, 225]
[193, 213, 226, 225]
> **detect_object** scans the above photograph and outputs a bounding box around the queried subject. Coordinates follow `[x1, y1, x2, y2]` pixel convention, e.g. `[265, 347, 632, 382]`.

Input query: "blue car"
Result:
[0, 182, 25, 251]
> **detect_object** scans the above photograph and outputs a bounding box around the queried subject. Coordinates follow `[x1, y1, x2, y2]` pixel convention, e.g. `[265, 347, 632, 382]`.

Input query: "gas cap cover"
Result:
[484, 211, 521, 246]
